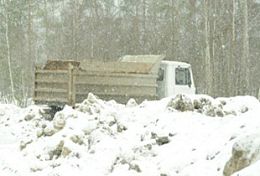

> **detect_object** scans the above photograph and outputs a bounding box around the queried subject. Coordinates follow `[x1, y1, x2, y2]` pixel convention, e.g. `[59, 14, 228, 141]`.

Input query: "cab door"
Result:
[156, 64, 167, 99]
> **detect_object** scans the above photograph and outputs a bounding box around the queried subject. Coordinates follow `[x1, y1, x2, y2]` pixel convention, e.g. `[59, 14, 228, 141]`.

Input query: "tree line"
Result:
[0, 0, 259, 104]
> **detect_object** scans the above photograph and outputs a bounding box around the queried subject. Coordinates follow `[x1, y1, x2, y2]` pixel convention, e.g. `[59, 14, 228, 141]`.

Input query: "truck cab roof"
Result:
[161, 60, 191, 67]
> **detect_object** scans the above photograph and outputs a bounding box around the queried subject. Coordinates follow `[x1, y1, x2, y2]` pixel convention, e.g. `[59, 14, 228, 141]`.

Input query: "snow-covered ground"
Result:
[0, 94, 260, 176]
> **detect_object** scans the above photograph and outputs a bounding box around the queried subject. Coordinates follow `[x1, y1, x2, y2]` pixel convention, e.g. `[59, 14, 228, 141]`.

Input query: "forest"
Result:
[0, 0, 259, 105]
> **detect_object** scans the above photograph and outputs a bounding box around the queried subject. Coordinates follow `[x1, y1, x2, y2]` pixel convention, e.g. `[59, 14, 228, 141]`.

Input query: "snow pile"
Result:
[0, 94, 260, 176]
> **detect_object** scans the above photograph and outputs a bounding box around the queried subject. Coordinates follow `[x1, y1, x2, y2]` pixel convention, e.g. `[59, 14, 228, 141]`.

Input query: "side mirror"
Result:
[157, 68, 164, 81]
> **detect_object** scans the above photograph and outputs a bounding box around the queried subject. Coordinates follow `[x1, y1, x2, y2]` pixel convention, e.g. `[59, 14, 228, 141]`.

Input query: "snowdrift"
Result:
[0, 94, 260, 176]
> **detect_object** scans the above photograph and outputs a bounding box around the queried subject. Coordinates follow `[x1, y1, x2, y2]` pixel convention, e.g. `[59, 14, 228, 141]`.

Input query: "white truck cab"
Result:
[157, 60, 196, 99]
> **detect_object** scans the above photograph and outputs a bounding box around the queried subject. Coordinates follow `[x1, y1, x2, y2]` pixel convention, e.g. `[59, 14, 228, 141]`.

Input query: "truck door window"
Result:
[157, 68, 165, 81]
[175, 67, 191, 85]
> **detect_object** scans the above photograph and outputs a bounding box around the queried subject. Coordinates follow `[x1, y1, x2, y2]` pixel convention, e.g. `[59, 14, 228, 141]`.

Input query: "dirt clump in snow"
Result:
[47, 140, 72, 160]
[53, 112, 66, 130]
[43, 124, 55, 136]
[223, 133, 260, 176]
[126, 98, 138, 107]
[167, 94, 194, 112]
[156, 136, 170, 146]
[75, 93, 103, 114]
[167, 94, 252, 117]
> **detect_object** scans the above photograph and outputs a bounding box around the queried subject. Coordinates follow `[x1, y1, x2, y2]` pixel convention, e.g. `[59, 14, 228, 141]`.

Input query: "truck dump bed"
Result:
[33, 55, 164, 106]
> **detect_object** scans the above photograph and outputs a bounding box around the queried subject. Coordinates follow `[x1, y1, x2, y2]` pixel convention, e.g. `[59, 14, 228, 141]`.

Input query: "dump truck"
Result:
[33, 55, 195, 106]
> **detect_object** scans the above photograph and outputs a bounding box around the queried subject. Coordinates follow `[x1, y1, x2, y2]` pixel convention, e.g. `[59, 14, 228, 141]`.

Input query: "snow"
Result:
[232, 160, 260, 176]
[0, 94, 260, 176]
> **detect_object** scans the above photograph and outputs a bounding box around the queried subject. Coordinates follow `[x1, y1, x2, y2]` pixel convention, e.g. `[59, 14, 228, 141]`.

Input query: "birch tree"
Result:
[229, 0, 237, 96]
[204, 0, 213, 94]
[2, 0, 15, 101]
[241, 0, 250, 94]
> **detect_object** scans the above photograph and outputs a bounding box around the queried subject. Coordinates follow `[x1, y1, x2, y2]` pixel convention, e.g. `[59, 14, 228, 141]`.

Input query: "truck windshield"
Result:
[175, 67, 191, 85]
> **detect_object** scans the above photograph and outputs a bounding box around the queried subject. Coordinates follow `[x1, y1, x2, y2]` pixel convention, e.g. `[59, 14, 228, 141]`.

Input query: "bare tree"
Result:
[204, 0, 213, 94]
[0, 0, 259, 100]
[241, 0, 250, 94]
[2, 0, 15, 101]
